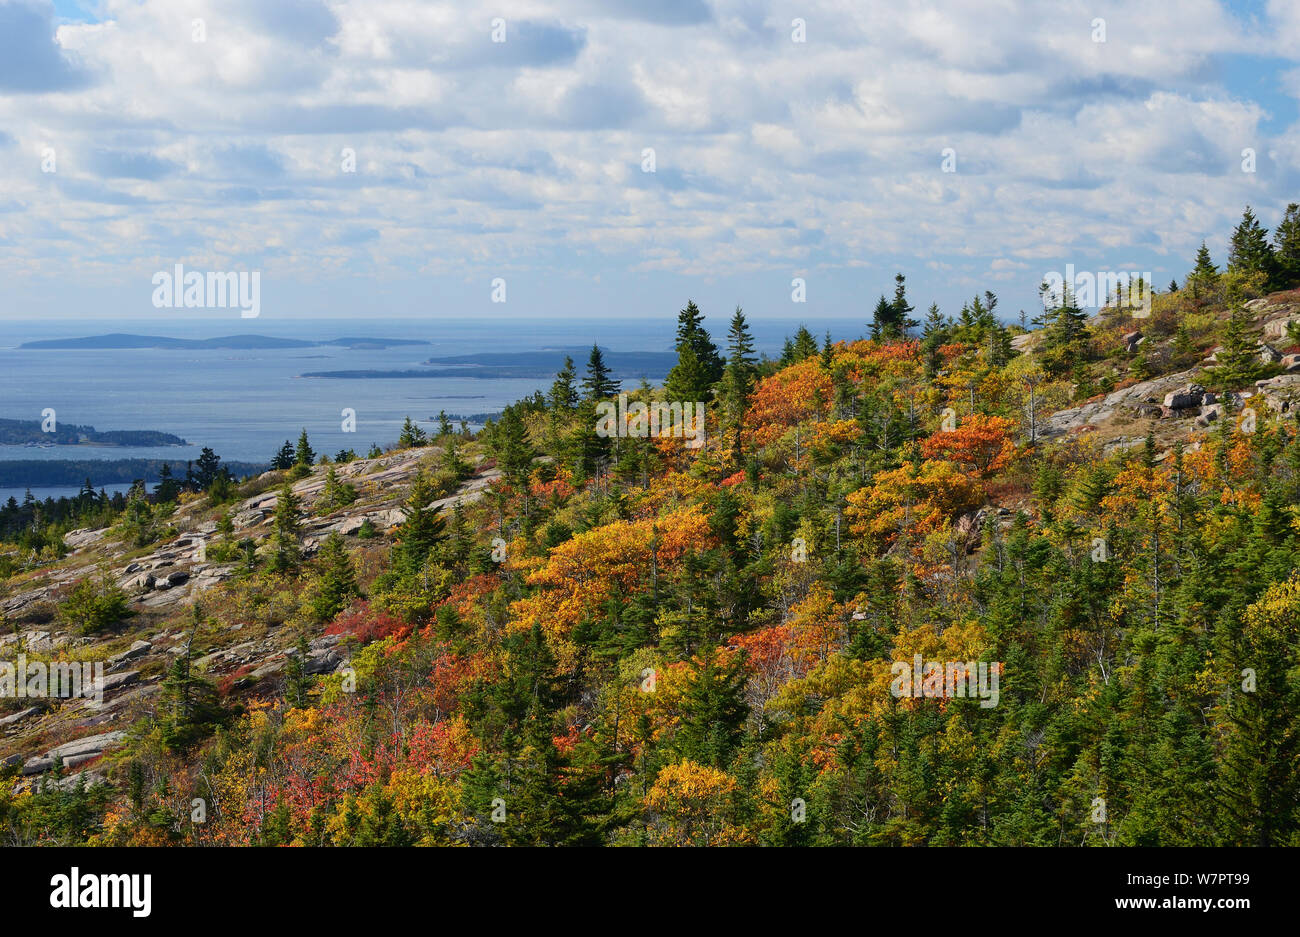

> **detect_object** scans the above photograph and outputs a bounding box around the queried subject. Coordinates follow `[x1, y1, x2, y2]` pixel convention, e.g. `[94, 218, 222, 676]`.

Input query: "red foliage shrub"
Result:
[326, 603, 409, 643]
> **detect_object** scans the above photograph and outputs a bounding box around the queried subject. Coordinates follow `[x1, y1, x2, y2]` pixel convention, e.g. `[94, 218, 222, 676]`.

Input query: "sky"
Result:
[1, 0, 1299, 326]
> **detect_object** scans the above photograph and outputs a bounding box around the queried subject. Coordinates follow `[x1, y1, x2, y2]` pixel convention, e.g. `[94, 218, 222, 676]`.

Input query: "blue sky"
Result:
[2, 0, 1300, 326]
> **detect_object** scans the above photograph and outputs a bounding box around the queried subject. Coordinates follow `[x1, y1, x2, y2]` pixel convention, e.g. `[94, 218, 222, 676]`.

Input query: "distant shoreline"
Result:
[19, 333, 432, 351]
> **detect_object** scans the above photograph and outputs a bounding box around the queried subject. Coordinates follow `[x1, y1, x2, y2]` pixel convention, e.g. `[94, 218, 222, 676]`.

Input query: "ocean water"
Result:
[0, 315, 864, 500]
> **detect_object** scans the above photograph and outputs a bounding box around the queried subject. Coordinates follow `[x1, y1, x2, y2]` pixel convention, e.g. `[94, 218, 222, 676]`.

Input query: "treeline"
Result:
[0, 457, 267, 488]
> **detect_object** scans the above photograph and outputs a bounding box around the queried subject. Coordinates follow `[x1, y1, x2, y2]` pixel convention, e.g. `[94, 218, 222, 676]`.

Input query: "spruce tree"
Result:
[294, 429, 315, 466]
[665, 344, 711, 403]
[398, 416, 427, 448]
[581, 344, 619, 402]
[674, 301, 724, 385]
[1227, 205, 1276, 288]
[272, 440, 295, 470]
[395, 472, 447, 571]
[269, 481, 303, 573]
[310, 532, 360, 622]
[1188, 241, 1219, 299]
[1273, 202, 1300, 287]
[549, 355, 579, 412]
[1214, 303, 1259, 389]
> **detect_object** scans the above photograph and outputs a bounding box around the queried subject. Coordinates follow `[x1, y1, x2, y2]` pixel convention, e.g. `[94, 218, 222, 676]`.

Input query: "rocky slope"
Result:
[0, 446, 499, 792]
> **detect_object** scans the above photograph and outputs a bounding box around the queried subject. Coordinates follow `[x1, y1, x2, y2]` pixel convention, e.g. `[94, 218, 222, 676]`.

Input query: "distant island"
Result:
[301, 347, 677, 380]
[19, 333, 431, 350]
[0, 417, 187, 448]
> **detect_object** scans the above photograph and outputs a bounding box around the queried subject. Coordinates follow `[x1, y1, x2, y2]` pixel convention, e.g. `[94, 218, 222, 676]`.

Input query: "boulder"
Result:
[1162, 384, 1205, 410]
[108, 640, 151, 668]
[62, 528, 108, 551]
[1259, 342, 1283, 364]
[0, 706, 41, 728]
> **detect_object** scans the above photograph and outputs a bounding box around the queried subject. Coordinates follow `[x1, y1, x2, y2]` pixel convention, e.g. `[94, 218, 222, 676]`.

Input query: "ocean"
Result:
[0, 314, 864, 502]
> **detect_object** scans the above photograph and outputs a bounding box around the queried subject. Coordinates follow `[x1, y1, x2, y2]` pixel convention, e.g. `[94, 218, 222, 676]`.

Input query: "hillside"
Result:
[4, 225, 1300, 846]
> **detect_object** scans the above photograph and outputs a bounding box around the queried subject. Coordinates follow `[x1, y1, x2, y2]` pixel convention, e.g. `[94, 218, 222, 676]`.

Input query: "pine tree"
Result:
[581, 344, 619, 402]
[154, 463, 180, 503]
[719, 307, 758, 460]
[320, 464, 357, 511]
[395, 472, 447, 571]
[159, 606, 225, 752]
[269, 481, 303, 573]
[1188, 241, 1219, 300]
[869, 295, 892, 341]
[1214, 303, 1259, 389]
[890, 272, 918, 337]
[549, 355, 579, 412]
[665, 343, 712, 403]
[491, 406, 533, 487]
[194, 447, 222, 489]
[674, 301, 724, 385]
[310, 532, 360, 622]
[294, 429, 315, 466]
[791, 325, 819, 361]
[1038, 283, 1089, 375]
[674, 649, 749, 769]
[1227, 205, 1276, 288]
[1273, 202, 1300, 287]
[398, 416, 427, 448]
[271, 440, 295, 470]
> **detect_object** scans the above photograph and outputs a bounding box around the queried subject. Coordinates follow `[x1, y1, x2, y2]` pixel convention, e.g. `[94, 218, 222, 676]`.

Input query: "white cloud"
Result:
[0, 0, 1296, 318]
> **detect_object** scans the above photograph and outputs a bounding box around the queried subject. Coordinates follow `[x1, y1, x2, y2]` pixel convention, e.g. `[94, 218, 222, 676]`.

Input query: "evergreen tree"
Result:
[549, 355, 579, 412]
[790, 325, 819, 361]
[890, 272, 918, 337]
[581, 344, 619, 402]
[154, 463, 180, 503]
[271, 440, 295, 470]
[395, 472, 447, 571]
[294, 429, 315, 467]
[665, 343, 712, 403]
[491, 407, 533, 487]
[1227, 205, 1276, 288]
[398, 416, 427, 449]
[1273, 202, 1300, 287]
[1188, 241, 1220, 299]
[310, 532, 360, 622]
[1214, 303, 1260, 389]
[194, 447, 222, 489]
[268, 481, 303, 573]
[159, 606, 225, 752]
[674, 300, 724, 385]
[674, 649, 749, 769]
[869, 295, 892, 341]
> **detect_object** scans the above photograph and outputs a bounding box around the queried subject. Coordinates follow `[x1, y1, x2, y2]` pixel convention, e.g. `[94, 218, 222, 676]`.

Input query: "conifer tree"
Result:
[1188, 241, 1220, 299]
[294, 429, 315, 467]
[398, 416, 427, 449]
[674, 301, 724, 385]
[581, 344, 619, 402]
[1273, 202, 1300, 287]
[269, 481, 303, 573]
[310, 532, 360, 622]
[1227, 205, 1276, 288]
[395, 472, 447, 571]
[1214, 303, 1259, 389]
[271, 440, 295, 470]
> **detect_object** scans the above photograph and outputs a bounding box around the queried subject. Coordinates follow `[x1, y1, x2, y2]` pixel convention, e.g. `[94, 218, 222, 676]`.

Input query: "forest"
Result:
[2, 203, 1299, 847]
